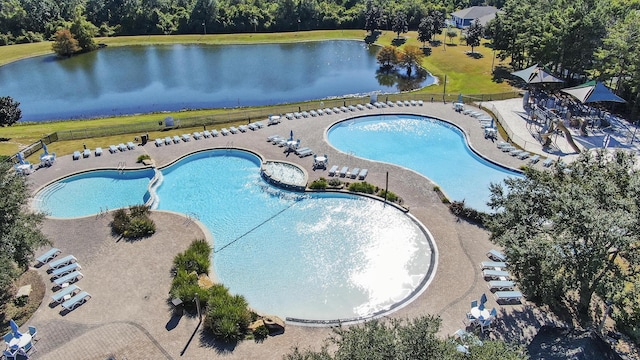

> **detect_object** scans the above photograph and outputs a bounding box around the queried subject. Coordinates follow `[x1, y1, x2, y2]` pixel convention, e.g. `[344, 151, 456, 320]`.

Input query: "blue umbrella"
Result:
[9, 319, 22, 338]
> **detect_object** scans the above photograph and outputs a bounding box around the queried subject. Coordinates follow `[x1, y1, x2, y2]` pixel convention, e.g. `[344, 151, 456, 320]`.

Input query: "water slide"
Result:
[540, 120, 581, 153]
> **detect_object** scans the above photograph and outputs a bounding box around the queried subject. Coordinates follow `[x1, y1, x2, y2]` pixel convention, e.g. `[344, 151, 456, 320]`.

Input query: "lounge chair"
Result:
[229, 127, 239, 134]
[267, 134, 280, 142]
[285, 113, 294, 120]
[118, 143, 127, 151]
[238, 125, 248, 132]
[366, 103, 375, 109]
[211, 129, 220, 137]
[309, 110, 318, 117]
[155, 139, 163, 147]
[248, 123, 258, 131]
[417, 100, 424, 106]
[487, 249, 507, 262]
[298, 149, 313, 158]
[349, 167, 360, 179]
[328, 165, 339, 177]
[181, 134, 191, 142]
[293, 112, 302, 119]
[202, 130, 211, 138]
[480, 261, 507, 270]
[164, 136, 172, 145]
[494, 290, 523, 304]
[501, 145, 516, 152]
[387, 101, 395, 107]
[347, 105, 356, 111]
[509, 149, 524, 157]
[529, 155, 540, 164]
[36, 248, 61, 265]
[127, 141, 136, 150]
[317, 109, 325, 115]
[172, 135, 181, 143]
[83, 149, 90, 158]
[193, 131, 202, 139]
[72, 151, 81, 160]
[294, 147, 310, 155]
[53, 271, 83, 287]
[488, 280, 515, 292]
[410, 100, 418, 106]
[482, 269, 510, 280]
[543, 158, 554, 167]
[358, 168, 368, 180]
[339, 166, 349, 177]
[62, 291, 91, 311]
[396, 100, 403, 107]
[221, 128, 230, 136]
[49, 255, 77, 270]
[51, 262, 82, 279]
[109, 145, 118, 153]
[518, 152, 531, 160]
[496, 141, 510, 148]
[270, 136, 284, 145]
[95, 147, 102, 156]
[50, 284, 81, 304]
[254, 121, 264, 128]
[324, 108, 333, 114]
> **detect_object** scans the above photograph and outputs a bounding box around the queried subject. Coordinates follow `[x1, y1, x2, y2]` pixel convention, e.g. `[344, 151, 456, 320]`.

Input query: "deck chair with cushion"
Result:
[51, 284, 81, 305]
[51, 262, 82, 279]
[127, 141, 136, 150]
[482, 269, 510, 280]
[358, 169, 368, 180]
[494, 290, 523, 304]
[62, 291, 91, 311]
[488, 280, 515, 292]
[487, 249, 507, 262]
[83, 149, 90, 158]
[109, 145, 118, 153]
[73, 151, 81, 160]
[328, 165, 339, 177]
[48, 255, 77, 270]
[95, 147, 103, 156]
[155, 139, 163, 147]
[53, 271, 83, 288]
[36, 248, 61, 265]
[481, 261, 506, 270]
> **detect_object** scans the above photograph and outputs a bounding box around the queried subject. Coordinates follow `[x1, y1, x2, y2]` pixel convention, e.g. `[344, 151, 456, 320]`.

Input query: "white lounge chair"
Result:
[518, 152, 531, 160]
[509, 149, 524, 157]
[49, 255, 77, 270]
[51, 284, 81, 304]
[51, 262, 82, 279]
[164, 137, 172, 145]
[317, 109, 325, 115]
[293, 112, 302, 119]
[248, 123, 258, 131]
[309, 110, 318, 117]
[332, 107, 340, 113]
[298, 149, 313, 157]
[366, 103, 375, 109]
[347, 105, 356, 111]
[238, 125, 248, 132]
[127, 141, 136, 150]
[229, 126, 239, 134]
[488, 280, 516, 291]
[387, 101, 395, 107]
[494, 290, 523, 304]
[487, 249, 507, 262]
[410, 100, 418, 106]
[62, 291, 91, 311]
[396, 100, 403, 107]
[543, 158, 554, 167]
[328, 165, 339, 176]
[340, 106, 349, 112]
[36, 248, 61, 265]
[203, 130, 212, 138]
[221, 128, 230, 136]
[155, 139, 163, 147]
[118, 143, 127, 151]
[482, 269, 510, 280]
[356, 104, 365, 110]
[181, 134, 191, 142]
[172, 135, 181, 143]
[324, 108, 333, 114]
[72, 151, 81, 160]
[285, 113, 294, 120]
[529, 155, 540, 163]
[254, 121, 264, 128]
[358, 169, 368, 180]
[95, 147, 102, 156]
[267, 134, 280, 142]
[302, 111, 310, 118]
[211, 129, 220, 137]
[417, 100, 424, 106]
[339, 166, 349, 177]
[193, 131, 202, 139]
[83, 149, 90, 158]
[54, 270, 83, 287]
[109, 145, 118, 153]
[349, 167, 360, 179]
[481, 261, 507, 270]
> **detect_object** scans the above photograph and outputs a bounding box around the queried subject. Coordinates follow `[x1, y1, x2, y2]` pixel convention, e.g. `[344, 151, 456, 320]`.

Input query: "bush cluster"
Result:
[111, 205, 155, 239]
[309, 178, 328, 189]
[136, 154, 151, 163]
[170, 239, 212, 304]
[204, 285, 252, 343]
[348, 181, 376, 194]
[449, 201, 486, 225]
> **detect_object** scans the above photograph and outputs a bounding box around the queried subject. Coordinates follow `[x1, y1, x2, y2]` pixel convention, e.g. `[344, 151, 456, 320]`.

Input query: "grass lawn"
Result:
[0, 30, 516, 157]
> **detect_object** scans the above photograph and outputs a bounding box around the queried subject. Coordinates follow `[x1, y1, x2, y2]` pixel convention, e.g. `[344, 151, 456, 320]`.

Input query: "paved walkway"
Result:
[25, 100, 569, 359]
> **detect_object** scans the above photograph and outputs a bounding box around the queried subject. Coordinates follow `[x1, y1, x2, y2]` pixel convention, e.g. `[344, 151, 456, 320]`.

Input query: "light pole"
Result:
[297, 18, 301, 32]
[202, 21, 206, 36]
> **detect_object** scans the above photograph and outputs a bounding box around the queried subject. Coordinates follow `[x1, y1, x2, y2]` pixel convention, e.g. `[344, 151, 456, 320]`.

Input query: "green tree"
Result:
[363, 0, 381, 35]
[70, 5, 98, 52]
[446, 26, 458, 44]
[466, 18, 483, 54]
[391, 11, 407, 39]
[0, 162, 49, 296]
[486, 150, 640, 326]
[0, 96, 22, 127]
[417, 16, 433, 48]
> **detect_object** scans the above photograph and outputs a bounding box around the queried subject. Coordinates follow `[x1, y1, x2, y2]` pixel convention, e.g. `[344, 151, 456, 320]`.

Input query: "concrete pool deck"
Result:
[27, 99, 567, 359]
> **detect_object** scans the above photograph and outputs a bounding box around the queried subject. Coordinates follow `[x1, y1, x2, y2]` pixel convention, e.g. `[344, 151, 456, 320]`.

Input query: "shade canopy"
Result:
[511, 64, 563, 84]
[561, 80, 626, 104]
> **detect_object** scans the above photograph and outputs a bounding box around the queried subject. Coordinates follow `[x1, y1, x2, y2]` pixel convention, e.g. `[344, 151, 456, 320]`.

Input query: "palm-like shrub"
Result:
[173, 239, 211, 275]
[204, 285, 252, 343]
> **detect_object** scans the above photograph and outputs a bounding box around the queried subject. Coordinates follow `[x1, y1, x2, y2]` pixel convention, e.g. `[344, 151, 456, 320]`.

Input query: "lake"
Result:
[0, 40, 434, 122]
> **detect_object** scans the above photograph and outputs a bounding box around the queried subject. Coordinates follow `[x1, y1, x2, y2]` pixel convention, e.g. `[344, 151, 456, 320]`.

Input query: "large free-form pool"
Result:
[33, 150, 434, 322]
[328, 114, 522, 212]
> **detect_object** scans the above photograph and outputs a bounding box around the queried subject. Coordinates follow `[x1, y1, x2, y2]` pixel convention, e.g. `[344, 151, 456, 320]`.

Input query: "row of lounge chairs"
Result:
[284, 100, 425, 120]
[107, 142, 137, 154]
[482, 249, 523, 304]
[496, 141, 550, 165]
[327, 165, 368, 179]
[35, 248, 91, 312]
[154, 122, 266, 147]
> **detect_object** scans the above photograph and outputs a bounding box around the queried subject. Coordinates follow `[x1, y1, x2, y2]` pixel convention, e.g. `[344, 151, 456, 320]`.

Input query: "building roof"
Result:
[451, 6, 498, 21]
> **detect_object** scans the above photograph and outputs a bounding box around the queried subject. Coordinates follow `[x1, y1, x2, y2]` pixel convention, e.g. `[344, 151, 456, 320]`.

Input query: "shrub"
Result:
[173, 239, 211, 275]
[124, 216, 156, 238]
[169, 269, 209, 308]
[204, 285, 252, 343]
[449, 201, 485, 224]
[110, 205, 156, 239]
[328, 178, 342, 187]
[377, 189, 398, 202]
[253, 325, 270, 340]
[348, 181, 376, 194]
[137, 154, 151, 163]
[129, 204, 150, 218]
[111, 209, 130, 235]
[309, 178, 328, 189]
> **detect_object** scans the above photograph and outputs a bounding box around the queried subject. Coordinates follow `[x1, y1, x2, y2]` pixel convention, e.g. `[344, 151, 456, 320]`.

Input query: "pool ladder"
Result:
[184, 211, 200, 226]
[117, 161, 126, 173]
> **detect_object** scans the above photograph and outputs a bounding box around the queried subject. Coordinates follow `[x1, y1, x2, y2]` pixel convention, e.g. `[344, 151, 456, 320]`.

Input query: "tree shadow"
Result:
[492, 65, 519, 85]
[465, 51, 483, 59]
[429, 40, 442, 47]
[445, 43, 458, 47]
[198, 330, 239, 354]
[391, 37, 406, 46]
[421, 47, 432, 56]
[364, 30, 381, 44]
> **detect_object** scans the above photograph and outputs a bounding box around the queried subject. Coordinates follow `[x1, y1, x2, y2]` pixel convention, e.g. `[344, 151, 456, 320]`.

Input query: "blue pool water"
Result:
[328, 115, 522, 212]
[34, 150, 433, 321]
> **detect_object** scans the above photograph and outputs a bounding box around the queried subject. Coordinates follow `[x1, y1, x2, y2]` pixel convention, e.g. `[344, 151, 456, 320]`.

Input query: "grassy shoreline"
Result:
[0, 30, 515, 156]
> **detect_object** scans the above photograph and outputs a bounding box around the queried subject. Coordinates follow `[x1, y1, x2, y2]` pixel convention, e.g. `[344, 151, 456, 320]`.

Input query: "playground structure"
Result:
[529, 104, 582, 154]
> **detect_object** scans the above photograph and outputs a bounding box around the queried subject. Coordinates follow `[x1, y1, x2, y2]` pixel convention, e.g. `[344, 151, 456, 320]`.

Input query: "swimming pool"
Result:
[33, 149, 434, 322]
[327, 114, 522, 212]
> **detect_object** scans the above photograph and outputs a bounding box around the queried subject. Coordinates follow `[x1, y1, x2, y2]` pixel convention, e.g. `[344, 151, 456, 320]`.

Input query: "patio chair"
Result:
[3, 332, 13, 344]
[3, 349, 17, 360]
[358, 169, 368, 180]
[22, 338, 35, 354]
[480, 293, 488, 305]
[490, 308, 498, 318]
[470, 300, 477, 309]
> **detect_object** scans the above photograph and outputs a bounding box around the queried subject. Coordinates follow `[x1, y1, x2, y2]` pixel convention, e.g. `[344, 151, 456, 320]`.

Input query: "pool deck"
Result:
[27, 99, 567, 360]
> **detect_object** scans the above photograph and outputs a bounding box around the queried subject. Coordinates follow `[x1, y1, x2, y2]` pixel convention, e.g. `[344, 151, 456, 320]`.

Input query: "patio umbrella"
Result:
[511, 64, 563, 84]
[16, 152, 26, 165]
[561, 80, 626, 104]
[41, 141, 49, 155]
[289, 130, 294, 141]
[9, 319, 22, 338]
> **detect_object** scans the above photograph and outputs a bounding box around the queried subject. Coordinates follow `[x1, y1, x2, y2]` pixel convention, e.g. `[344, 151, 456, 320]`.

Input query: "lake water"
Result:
[0, 41, 434, 122]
